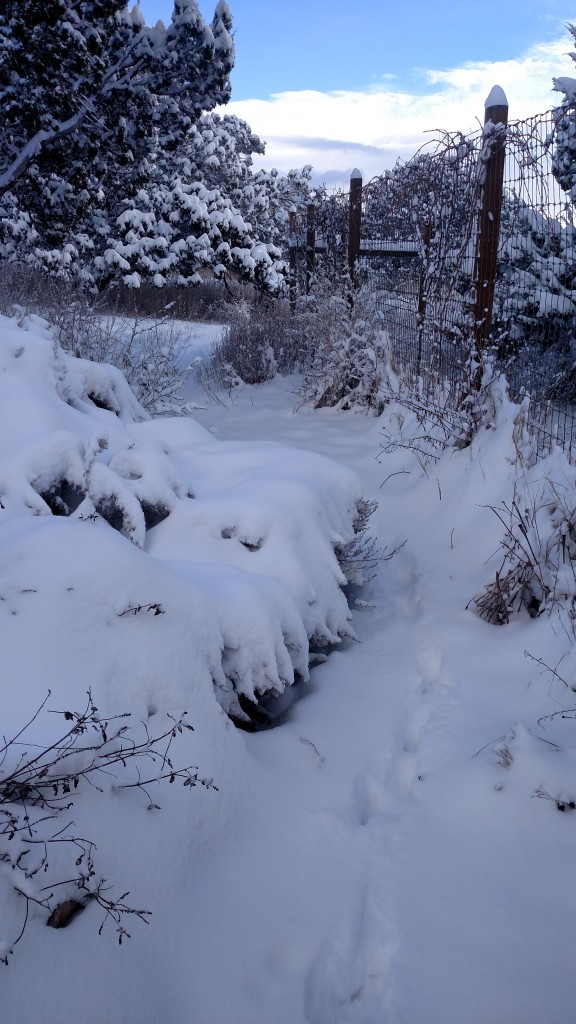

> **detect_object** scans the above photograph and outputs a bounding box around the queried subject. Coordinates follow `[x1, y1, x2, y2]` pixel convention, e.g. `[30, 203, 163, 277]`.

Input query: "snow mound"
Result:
[0, 313, 363, 722]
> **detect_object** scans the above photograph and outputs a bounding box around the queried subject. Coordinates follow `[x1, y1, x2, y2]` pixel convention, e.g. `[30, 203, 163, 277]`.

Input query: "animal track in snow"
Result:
[416, 645, 443, 691]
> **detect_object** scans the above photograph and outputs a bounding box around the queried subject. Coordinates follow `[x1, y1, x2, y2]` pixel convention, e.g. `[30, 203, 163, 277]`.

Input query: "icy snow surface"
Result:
[2, 316, 576, 1023]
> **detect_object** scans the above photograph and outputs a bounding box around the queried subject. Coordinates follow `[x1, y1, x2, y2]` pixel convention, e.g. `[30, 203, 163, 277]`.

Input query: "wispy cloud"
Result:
[224, 38, 570, 186]
[267, 136, 389, 156]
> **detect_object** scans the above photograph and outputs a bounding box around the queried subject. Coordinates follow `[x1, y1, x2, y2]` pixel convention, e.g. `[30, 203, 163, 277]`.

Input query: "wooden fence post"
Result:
[348, 168, 362, 285]
[306, 202, 316, 294]
[472, 85, 508, 366]
[416, 222, 432, 378]
[288, 207, 298, 311]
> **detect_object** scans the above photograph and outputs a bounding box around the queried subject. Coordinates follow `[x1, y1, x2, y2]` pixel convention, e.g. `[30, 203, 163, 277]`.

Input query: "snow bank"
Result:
[0, 312, 362, 727]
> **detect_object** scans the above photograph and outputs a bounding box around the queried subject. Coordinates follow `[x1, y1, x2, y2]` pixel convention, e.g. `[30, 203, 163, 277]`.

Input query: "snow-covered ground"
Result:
[2, 314, 576, 1023]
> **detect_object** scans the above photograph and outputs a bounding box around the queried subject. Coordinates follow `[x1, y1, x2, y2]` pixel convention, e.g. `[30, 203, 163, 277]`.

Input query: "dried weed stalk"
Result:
[473, 477, 576, 626]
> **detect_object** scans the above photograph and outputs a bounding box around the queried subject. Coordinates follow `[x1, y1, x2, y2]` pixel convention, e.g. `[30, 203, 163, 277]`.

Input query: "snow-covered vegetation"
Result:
[4, 2, 576, 1021]
[0, 313, 365, 723]
[0, 1, 311, 291]
[2, 309, 576, 1022]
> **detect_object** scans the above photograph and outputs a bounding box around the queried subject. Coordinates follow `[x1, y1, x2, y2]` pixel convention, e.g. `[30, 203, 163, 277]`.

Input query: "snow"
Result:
[484, 84, 508, 109]
[553, 76, 576, 101]
[1, 314, 576, 1022]
[0, 313, 361, 719]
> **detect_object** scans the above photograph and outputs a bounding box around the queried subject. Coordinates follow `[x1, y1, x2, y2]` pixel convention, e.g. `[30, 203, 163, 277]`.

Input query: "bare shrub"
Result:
[0, 266, 192, 413]
[0, 689, 215, 961]
[103, 279, 237, 323]
[335, 498, 405, 586]
[206, 295, 304, 387]
[472, 475, 576, 625]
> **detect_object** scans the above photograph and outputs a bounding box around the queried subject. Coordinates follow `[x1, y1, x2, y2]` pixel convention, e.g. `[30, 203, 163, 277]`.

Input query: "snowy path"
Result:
[186, 380, 408, 1021]
[187, 376, 576, 1024]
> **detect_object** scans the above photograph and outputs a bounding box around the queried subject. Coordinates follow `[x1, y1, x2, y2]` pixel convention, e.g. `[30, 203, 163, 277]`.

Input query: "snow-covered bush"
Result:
[62, 309, 190, 415]
[296, 282, 400, 414]
[208, 301, 278, 386]
[378, 354, 530, 469]
[0, 268, 193, 414]
[206, 273, 398, 406]
[0, 312, 367, 725]
[206, 295, 308, 387]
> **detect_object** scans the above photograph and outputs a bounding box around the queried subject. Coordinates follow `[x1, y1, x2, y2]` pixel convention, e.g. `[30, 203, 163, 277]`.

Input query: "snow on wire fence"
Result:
[299, 91, 576, 462]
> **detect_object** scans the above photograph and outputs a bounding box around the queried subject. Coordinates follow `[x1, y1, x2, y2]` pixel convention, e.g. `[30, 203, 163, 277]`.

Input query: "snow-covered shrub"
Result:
[378, 352, 530, 470]
[209, 301, 278, 385]
[63, 311, 190, 416]
[298, 282, 398, 414]
[0, 312, 367, 725]
[0, 275, 189, 415]
[205, 295, 307, 387]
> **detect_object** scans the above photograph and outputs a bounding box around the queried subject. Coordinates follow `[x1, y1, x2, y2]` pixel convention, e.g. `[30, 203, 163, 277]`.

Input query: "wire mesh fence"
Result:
[305, 103, 576, 462]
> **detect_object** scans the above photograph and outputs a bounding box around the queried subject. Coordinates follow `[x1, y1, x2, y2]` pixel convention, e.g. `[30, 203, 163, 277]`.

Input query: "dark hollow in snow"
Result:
[140, 501, 171, 530]
[37, 479, 85, 516]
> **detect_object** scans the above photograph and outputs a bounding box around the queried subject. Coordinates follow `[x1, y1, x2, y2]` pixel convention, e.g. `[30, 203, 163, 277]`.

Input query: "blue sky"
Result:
[139, 1, 576, 184]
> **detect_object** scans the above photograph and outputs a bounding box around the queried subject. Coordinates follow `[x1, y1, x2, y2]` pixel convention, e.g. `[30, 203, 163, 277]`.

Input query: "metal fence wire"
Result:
[310, 106, 576, 462]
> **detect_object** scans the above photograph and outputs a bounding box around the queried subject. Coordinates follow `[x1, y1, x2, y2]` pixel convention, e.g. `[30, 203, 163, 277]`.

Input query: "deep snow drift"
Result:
[0, 313, 363, 724]
[1, 313, 576, 1023]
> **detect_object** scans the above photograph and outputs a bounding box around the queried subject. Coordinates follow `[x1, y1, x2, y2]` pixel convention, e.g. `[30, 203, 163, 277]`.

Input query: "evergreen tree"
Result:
[552, 25, 576, 201]
[0, 2, 276, 287]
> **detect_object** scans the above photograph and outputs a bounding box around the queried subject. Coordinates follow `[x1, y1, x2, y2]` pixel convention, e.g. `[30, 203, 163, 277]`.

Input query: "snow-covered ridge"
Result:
[0, 313, 363, 722]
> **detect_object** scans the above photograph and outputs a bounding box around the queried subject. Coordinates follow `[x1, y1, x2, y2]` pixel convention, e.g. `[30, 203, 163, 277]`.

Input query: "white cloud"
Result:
[224, 38, 570, 187]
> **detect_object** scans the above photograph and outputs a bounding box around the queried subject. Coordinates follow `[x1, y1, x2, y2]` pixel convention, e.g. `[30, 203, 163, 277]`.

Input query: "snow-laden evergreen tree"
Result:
[552, 27, 576, 201]
[182, 114, 312, 247]
[0, 2, 304, 291]
[494, 198, 576, 355]
[99, 113, 312, 291]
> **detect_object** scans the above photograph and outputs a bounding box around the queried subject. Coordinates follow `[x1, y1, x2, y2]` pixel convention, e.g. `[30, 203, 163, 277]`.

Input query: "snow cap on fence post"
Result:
[350, 168, 363, 181]
[484, 85, 508, 118]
